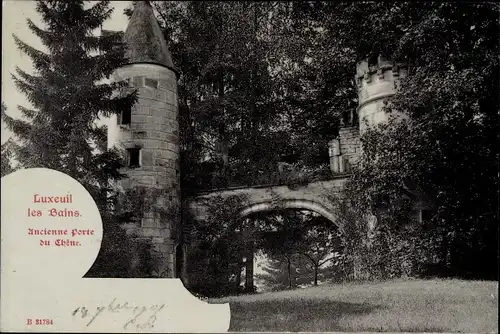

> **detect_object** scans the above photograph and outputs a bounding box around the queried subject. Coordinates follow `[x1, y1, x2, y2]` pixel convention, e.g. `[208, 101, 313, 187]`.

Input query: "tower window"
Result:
[127, 147, 141, 168]
[145, 78, 158, 89]
[117, 105, 132, 126]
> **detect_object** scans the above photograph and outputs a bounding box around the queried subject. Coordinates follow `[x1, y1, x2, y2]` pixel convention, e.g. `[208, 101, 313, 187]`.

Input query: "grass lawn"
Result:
[209, 279, 498, 332]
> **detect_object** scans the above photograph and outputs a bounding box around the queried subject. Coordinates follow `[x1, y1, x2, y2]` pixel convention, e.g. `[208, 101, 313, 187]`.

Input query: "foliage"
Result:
[106, 184, 181, 278]
[117, 1, 500, 286]
[152, 1, 343, 191]
[0, 139, 15, 178]
[255, 255, 301, 292]
[1, 104, 15, 178]
[186, 194, 249, 297]
[298, 213, 344, 285]
[3, 0, 141, 277]
[329, 2, 499, 280]
[256, 210, 344, 289]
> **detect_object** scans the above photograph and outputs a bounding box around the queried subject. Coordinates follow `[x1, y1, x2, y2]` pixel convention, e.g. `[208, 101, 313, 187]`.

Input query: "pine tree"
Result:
[0, 141, 14, 178]
[1, 104, 15, 178]
[1, 0, 138, 277]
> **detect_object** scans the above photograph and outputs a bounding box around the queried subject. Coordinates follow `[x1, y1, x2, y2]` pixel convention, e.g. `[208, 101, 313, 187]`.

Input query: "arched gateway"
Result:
[189, 176, 349, 233]
[108, 1, 417, 280]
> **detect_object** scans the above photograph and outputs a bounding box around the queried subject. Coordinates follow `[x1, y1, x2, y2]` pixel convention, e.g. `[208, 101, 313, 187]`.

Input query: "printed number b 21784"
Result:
[26, 318, 53, 325]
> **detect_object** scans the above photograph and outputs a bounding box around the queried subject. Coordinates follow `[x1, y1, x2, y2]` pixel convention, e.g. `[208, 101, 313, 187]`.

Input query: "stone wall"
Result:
[338, 127, 361, 172]
[190, 177, 350, 233]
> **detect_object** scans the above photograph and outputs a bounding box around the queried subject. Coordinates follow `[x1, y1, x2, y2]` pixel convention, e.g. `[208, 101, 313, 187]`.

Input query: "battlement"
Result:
[355, 56, 408, 134]
[356, 56, 407, 85]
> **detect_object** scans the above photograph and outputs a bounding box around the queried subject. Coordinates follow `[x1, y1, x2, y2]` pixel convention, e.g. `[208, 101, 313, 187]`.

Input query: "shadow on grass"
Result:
[227, 299, 381, 332]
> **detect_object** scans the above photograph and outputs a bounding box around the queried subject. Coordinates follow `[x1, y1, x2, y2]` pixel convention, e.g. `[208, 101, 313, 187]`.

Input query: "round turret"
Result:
[107, 1, 181, 278]
[355, 56, 408, 135]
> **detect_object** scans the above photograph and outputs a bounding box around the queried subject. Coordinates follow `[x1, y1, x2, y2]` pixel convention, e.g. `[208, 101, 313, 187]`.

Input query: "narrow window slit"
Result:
[127, 147, 141, 168]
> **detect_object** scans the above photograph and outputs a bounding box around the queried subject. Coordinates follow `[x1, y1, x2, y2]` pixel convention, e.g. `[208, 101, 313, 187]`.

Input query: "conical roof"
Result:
[123, 1, 176, 72]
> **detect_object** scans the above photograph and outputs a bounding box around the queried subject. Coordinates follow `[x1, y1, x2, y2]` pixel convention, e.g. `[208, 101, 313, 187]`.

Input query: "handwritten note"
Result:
[72, 298, 166, 330]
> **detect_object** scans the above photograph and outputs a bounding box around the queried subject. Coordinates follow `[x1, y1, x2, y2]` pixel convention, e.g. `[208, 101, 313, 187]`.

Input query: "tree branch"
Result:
[319, 256, 336, 267]
[301, 252, 318, 266]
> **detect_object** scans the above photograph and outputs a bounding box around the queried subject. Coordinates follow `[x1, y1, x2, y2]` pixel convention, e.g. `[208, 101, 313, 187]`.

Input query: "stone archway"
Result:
[185, 178, 350, 289]
[236, 198, 344, 292]
[240, 199, 343, 233]
[189, 177, 349, 229]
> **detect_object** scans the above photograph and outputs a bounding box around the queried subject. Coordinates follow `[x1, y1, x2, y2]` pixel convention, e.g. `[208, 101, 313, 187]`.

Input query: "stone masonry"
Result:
[355, 56, 408, 135]
[107, 1, 180, 277]
[190, 177, 349, 233]
[329, 56, 408, 173]
[338, 127, 361, 172]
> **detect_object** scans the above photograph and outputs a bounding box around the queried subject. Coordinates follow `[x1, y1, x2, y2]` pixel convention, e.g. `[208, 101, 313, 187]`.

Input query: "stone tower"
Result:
[107, 1, 181, 278]
[329, 56, 408, 173]
[355, 56, 408, 135]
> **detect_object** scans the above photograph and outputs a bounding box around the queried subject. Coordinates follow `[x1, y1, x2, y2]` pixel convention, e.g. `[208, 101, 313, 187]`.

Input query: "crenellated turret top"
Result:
[123, 1, 176, 72]
[355, 55, 408, 112]
[354, 55, 409, 134]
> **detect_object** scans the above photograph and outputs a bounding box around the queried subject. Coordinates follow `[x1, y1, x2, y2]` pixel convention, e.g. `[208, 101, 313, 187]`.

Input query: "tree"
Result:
[152, 1, 337, 192]
[256, 210, 307, 289]
[255, 210, 342, 288]
[323, 2, 500, 279]
[1, 104, 15, 178]
[185, 194, 249, 297]
[1, 140, 15, 178]
[298, 213, 343, 286]
[256, 253, 300, 291]
[2, 0, 140, 277]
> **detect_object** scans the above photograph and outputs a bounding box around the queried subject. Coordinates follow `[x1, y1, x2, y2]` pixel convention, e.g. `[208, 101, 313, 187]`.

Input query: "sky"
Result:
[1, 0, 131, 144]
